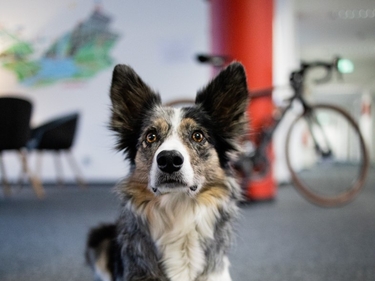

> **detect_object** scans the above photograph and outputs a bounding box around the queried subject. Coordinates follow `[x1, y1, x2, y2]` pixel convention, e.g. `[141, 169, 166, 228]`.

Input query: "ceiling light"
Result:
[334, 9, 375, 19]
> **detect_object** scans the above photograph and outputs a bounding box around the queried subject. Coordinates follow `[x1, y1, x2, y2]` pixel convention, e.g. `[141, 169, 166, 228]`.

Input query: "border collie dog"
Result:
[86, 62, 249, 281]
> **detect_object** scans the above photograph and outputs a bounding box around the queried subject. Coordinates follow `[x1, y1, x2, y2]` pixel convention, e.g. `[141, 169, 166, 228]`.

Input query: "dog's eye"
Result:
[146, 132, 158, 144]
[192, 131, 204, 143]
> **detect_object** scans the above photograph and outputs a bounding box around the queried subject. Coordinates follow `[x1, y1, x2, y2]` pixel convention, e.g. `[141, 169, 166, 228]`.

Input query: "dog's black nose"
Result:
[157, 150, 184, 174]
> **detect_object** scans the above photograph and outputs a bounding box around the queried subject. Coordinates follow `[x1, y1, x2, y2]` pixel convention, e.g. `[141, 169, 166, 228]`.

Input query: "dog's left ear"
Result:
[195, 62, 249, 141]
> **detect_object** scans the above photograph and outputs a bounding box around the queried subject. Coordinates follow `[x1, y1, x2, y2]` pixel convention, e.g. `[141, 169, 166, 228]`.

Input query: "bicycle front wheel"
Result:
[285, 104, 369, 207]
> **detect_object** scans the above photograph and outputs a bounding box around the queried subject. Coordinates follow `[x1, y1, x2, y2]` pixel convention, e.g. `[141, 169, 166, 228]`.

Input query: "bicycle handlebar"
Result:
[196, 54, 231, 67]
[294, 57, 342, 84]
[197, 54, 345, 96]
[300, 58, 339, 70]
[290, 57, 343, 92]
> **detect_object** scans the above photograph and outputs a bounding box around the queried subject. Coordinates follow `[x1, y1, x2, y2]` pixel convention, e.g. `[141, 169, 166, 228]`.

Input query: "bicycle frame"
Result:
[249, 59, 340, 176]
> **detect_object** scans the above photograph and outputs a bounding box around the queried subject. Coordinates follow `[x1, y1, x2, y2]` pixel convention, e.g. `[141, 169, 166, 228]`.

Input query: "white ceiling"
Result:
[295, 0, 375, 88]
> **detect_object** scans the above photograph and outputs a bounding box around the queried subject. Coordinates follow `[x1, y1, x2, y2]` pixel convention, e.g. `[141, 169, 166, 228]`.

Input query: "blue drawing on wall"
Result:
[0, 6, 119, 87]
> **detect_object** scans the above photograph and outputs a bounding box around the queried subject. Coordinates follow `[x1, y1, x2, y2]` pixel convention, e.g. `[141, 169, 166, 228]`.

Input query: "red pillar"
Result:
[211, 0, 276, 201]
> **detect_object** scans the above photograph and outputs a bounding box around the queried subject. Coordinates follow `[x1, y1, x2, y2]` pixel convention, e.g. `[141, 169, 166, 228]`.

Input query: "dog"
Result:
[86, 62, 249, 281]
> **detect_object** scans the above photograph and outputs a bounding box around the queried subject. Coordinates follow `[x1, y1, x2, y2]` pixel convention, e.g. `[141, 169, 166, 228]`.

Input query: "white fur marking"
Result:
[145, 108, 232, 280]
[149, 194, 223, 281]
[149, 109, 196, 192]
[207, 257, 232, 281]
[94, 240, 112, 281]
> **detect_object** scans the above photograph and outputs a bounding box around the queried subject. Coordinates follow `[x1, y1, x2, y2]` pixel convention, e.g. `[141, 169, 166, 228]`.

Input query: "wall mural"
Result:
[0, 6, 119, 87]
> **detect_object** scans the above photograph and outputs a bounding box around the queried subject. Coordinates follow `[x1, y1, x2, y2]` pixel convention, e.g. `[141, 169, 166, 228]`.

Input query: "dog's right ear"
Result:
[110, 64, 161, 161]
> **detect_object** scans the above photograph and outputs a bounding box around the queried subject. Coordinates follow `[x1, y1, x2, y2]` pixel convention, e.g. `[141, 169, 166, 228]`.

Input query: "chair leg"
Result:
[19, 149, 45, 199]
[54, 151, 64, 186]
[0, 152, 12, 196]
[35, 151, 43, 180]
[17, 154, 28, 189]
[66, 150, 86, 188]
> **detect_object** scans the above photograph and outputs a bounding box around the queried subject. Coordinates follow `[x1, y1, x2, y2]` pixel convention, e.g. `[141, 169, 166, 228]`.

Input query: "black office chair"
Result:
[0, 96, 45, 198]
[27, 112, 85, 187]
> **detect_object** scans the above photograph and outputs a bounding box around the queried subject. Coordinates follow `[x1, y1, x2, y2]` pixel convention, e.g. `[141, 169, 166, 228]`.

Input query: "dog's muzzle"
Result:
[151, 149, 198, 194]
[157, 150, 184, 174]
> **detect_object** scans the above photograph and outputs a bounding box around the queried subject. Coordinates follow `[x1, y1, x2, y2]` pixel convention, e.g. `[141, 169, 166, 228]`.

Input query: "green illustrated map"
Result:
[0, 8, 119, 87]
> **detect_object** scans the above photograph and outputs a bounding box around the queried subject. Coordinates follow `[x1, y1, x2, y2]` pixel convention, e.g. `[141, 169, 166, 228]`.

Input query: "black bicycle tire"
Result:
[285, 103, 369, 207]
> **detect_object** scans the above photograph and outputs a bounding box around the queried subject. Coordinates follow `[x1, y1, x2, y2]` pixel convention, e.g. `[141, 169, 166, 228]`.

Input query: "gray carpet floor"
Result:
[1, 170, 374, 281]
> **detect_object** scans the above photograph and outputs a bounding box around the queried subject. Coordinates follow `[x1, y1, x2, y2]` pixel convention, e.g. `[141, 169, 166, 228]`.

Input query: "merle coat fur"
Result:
[86, 62, 249, 281]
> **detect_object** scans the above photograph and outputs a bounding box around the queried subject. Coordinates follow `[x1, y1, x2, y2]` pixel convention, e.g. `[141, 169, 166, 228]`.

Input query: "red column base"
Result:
[245, 96, 277, 201]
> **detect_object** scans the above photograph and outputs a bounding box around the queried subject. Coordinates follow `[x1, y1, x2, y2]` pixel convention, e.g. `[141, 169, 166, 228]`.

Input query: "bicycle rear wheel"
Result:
[285, 104, 368, 207]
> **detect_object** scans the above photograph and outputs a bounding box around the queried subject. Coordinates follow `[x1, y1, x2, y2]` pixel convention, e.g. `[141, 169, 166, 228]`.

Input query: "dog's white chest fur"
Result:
[147, 193, 229, 281]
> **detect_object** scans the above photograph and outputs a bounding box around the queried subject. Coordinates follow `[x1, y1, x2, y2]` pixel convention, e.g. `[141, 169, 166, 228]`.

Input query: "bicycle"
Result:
[166, 56, 369, 207]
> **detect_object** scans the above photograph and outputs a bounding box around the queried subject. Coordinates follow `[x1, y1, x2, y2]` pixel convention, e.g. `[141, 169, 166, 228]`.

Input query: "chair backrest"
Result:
[0, 97, 32, 151]
[34, 113, 79, 150]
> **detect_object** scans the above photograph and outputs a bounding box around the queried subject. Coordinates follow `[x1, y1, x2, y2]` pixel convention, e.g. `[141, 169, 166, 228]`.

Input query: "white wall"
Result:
[0, 0, 210, 182]
[273, 0, 299, 183]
